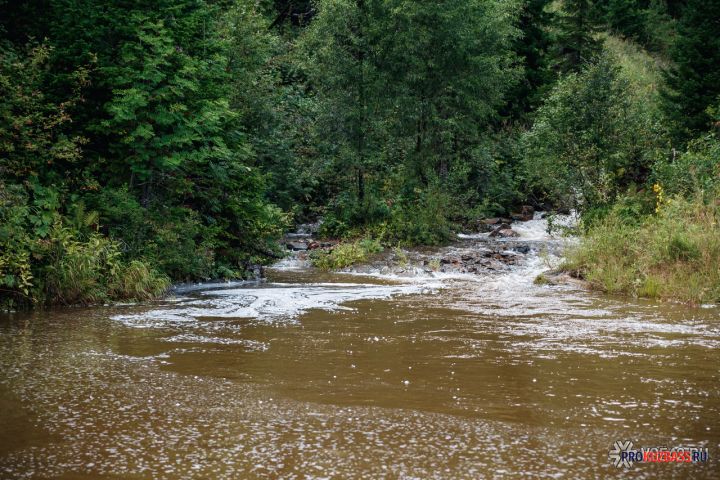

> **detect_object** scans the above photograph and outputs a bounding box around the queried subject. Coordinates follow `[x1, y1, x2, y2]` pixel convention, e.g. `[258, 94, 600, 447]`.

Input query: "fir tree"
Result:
[662, 0, 720, 143]
[554, 0, 603, 73]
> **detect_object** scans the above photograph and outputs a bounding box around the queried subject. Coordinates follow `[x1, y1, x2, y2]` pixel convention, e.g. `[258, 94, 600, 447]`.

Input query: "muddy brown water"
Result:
[1, 232, 719, 478]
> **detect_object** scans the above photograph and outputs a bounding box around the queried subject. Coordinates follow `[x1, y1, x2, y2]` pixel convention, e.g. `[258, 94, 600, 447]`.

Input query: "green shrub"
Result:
[318, 191, 391, 239]
[379, 186, 455, 246]
[522, 49, 667, 211]
[564, 196, 720, 304]
[652, 132, 720, 200]
[45, 232, 116, 305]
[666, 234, 700, 262]
[310, 237, 383, 270]
[41, 225, 169, 306]
[318, 182, 455, 247]
[0, 183, 169, 308]
[108, 261, 171, 302]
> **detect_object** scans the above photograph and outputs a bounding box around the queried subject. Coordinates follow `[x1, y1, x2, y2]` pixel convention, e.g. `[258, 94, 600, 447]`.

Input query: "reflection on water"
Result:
[1, 221, 719, 478]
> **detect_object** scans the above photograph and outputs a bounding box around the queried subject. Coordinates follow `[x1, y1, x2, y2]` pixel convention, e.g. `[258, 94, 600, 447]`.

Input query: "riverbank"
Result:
[560, 196, 720, 305]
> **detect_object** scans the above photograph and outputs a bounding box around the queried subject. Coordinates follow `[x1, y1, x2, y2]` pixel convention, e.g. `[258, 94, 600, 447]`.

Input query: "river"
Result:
[1, 215, 718, 479]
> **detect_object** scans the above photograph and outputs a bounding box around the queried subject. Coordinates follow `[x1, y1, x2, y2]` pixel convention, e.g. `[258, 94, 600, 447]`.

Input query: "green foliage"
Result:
[552, 0, 603, 72]
[43, 226, 169, 306]
[594, 0, 676, 53]
[568, 114, 720, 304]
[0, 41, 89, 187]
[522, 50, 667, 210]
[223, 3, 316, 212]
[0, 2, 290, 307]
[89, 1, 285, 274]
[378, 185, 455, 246]
[99, 11, 231, 183]
[598, 0, 648, 39]
[318, 190, 391, 239]
[302, 0, 521, 242]
[564, 195, 720, 304]
[601, 34, 668, 94]
[580, 187, 655, 228]
[652, 129, 720, 200]
[0, 182, 169, 308]
[504, 0, 556, 118]
[0, 185, 35, 302]
[107, 261, 171, 302]
[661, 0, 720, 142]
[309, 237, 383, 270]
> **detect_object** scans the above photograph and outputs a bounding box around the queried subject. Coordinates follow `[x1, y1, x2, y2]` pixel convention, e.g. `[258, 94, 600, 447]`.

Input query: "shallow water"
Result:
[1, 218, 719, 479]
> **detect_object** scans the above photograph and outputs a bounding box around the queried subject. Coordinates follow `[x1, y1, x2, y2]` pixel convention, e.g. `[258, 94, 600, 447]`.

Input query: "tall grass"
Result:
[310, 238, 383, 270]
[564, 196, 720, 304]
[44, 232, 170, 306]
[108, 261, 171, 302]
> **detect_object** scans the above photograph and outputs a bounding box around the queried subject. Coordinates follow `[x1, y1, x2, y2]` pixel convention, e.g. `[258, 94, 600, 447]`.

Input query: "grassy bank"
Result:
[0, 223, 170, 310]
[562, 196, 720, 305]
[309, 238, 383, 270]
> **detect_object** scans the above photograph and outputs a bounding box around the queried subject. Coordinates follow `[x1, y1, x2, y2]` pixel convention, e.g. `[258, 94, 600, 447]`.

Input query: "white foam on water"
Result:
[162, 334, 270, 350]
[456, 232, 489, 240]
[270, 255, 309, 270]
[510, 213, 555, 240]
[112, 281, 441, 328]
[458, 211, 579, 241]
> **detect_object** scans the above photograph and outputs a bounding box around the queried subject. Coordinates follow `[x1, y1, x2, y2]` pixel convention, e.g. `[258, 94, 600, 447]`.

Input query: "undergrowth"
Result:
[563, 195, 720, 304]
[309, 238, 383, 270]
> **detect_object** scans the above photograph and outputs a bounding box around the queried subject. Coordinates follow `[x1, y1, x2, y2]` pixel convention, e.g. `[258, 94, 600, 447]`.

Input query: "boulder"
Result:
[489, 224, 519, 238]
[480, 217, 513, 225]
[512, 245, 531, 254]
[440, 256, 461, 265]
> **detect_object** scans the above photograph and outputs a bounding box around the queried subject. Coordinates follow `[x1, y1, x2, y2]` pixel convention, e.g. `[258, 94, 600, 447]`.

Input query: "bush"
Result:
[108, 260, 171, 302]
[0, 183, 169, 309]
[89, 186, 288, 281]
[317, 189, 392, 240]
[318, 182, 455, 247]
[378, 186, 455, 246]
[652, 131, 720, 200]
[522, 48, 667, 211]
[564, 195, 720, 304]
[309, 237, 383, 270]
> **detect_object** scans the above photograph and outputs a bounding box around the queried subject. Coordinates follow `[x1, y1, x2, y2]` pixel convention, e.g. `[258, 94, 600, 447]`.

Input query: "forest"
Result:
[1, 0, 719, 307]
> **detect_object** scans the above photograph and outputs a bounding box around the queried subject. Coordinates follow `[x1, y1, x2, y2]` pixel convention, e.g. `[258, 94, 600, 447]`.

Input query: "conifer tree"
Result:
[662, 0, 720, 142]
[554, 0, 603, 73]
[504, 0, 555, 119]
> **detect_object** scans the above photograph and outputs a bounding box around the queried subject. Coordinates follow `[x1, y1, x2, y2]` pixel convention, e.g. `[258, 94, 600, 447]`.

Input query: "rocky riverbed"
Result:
[280, 209, 576, 278]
